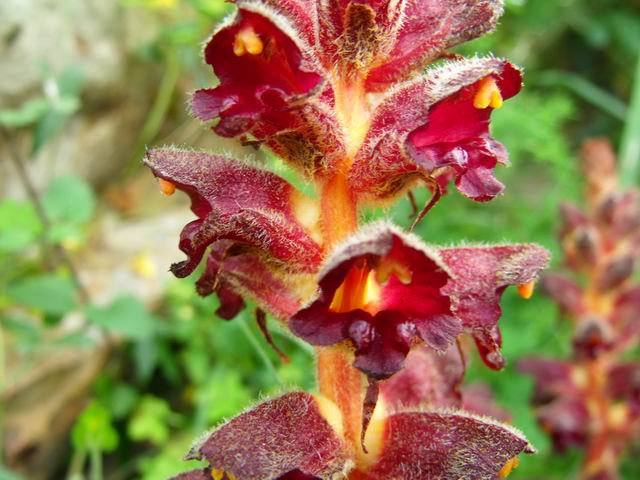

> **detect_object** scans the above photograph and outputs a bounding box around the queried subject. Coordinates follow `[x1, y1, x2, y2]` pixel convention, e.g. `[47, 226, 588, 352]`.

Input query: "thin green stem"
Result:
[66, 447, 87, 480]
[89, 446, 103, 480]
[619, 55, 640, 185]
[0, 318, 4, 460]
[238, 316, 283, 385]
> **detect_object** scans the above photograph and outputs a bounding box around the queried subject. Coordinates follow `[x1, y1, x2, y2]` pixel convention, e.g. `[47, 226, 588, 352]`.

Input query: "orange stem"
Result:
[316, 170, 366, 459]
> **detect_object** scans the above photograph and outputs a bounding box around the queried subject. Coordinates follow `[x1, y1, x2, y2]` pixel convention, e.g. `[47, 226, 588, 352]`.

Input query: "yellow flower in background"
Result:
[147, 0, 177, 10]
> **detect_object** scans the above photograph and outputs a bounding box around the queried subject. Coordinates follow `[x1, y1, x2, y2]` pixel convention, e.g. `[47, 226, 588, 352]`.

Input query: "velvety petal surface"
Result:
[316, 0, 504, 91]
[186, 392, 348, 480]
[439, 243, 549, 369]
[196, 243, 305, 320]
[365, 410, 533, 479]
[380, 345, 464, 411]
[439, 243, 551, 323]
[366, 0, 505, 90]
[349, 57, 522, 203]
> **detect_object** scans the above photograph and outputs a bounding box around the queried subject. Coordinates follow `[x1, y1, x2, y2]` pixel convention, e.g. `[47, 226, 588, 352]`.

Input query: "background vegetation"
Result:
[1, 0, 639, 478]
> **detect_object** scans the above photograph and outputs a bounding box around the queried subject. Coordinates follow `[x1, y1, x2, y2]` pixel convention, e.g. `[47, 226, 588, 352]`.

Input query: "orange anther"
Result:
[473, 77, 503, 109]
[517, 281, 535, 300]
[158, 178, 176, 196]
[498, 456, 520, 478]
[233, 27, 263, 56]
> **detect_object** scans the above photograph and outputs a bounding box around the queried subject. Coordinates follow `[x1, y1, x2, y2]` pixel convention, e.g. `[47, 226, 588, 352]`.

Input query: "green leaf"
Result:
[87, 296, 156, 340]
[620, 55, 640, 184]
[128, 396, 180, 445]
[196, 369, 252, 425]
[0, 200, 42, 253]
[0, 98, 50, 128]
[0, 465, 27, 480]
[6, 274, 78, 315]
[42, 175, 96, 224]
[72, 401, 119, 452]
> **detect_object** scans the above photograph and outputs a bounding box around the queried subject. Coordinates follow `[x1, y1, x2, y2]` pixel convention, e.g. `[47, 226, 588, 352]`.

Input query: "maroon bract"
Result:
[440, 244, 551, 369]
[174, 392, 532, 480]
[144, 148, 321, 319]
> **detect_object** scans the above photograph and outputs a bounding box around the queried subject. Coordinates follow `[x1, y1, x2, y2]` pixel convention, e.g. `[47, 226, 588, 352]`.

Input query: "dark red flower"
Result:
[192, 1, 519, 196]
[440, 243, 551, 369]
[144, 148, 322, 319]
[290, 222, 458, 379]
[349, 57, 522, 203]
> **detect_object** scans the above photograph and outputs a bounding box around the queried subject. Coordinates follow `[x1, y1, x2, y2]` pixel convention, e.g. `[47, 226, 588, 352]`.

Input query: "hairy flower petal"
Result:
[350, 57, 522, 203]
[440, 244, 550, 327]
[366, 0, 505, 90]
[145, 149, 322, 318]
[145, 148, 322, 275]
[440, 243, 550, 369]
[380, 345, 464, 411]
[365, 410, 533, 479]
[186, 392, 348, 480]
[196, 243, 304, 320]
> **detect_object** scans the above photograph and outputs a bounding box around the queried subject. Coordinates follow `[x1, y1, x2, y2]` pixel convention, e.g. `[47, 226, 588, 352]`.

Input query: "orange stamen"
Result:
[233, 27, 263, 56]
[517, 281, 535, 299]
[329, 263, 381, 314]
[498, 456, 520, 478]
[158, 178, 176, 196]
[474, 77, 503, 109]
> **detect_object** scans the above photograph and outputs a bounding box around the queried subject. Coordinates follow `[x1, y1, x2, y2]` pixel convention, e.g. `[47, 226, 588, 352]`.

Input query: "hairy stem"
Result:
[316, 170, 368, 460]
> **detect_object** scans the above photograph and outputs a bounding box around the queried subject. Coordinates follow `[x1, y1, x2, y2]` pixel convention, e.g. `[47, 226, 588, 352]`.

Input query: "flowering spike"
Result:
[518, 281, 536, 299]
[144, 2, 544, 478]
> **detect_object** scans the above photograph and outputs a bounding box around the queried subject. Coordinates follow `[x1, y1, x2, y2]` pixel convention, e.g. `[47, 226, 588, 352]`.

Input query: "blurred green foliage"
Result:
[1, 0, 640, 479]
